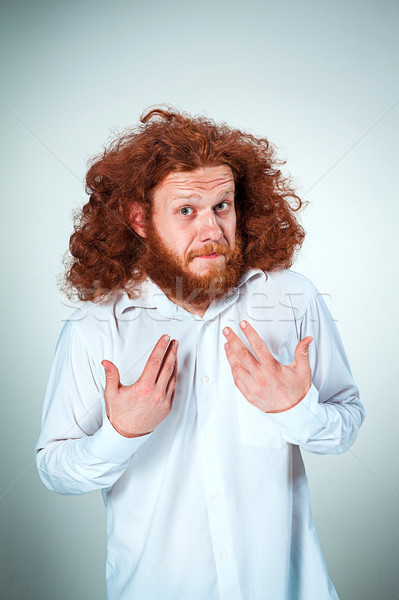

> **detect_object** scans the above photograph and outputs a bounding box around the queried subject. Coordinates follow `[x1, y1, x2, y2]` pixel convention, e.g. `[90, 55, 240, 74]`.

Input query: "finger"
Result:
[169, 388, 176, 406]
[238, 320, 275, 364]
[156, 339, 177, 382]
[222, 326, 259, 369]
[141, 334, 173, 384]
[101, 360, 121, 396]
[224, 339, 251, 387]
[156, 339, 179, 389]
[294, 337, 313, 368]
[165, 355, 178, 402]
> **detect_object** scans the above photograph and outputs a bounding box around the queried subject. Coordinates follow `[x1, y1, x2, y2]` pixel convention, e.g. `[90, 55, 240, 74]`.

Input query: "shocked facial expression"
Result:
[150, 164, 237, 276]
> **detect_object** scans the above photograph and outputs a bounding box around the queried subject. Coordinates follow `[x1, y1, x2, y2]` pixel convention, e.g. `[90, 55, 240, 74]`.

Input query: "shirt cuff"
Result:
[266, 384, 327, 444]
[85, 415, 153, 463]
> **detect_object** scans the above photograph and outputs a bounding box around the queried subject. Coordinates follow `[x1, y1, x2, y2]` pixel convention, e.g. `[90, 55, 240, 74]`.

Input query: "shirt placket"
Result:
[195, 319, 242, 600]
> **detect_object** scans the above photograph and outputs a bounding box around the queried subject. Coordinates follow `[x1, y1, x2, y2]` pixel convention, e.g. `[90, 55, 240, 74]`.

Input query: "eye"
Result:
[214, 201, 229, 211]
[179, 206, 194, 216]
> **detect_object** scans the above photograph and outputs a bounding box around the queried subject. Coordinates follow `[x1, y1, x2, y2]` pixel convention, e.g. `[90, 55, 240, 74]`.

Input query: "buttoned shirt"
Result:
[35, 268, 365, 600]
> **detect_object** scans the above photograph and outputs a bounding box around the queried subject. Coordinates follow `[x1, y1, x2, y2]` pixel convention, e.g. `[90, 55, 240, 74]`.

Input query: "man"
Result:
[36, 107, 365, 600]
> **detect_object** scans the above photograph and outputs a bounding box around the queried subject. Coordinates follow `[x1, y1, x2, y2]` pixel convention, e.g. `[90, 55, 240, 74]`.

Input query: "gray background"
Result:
[1, 0, 398, 598]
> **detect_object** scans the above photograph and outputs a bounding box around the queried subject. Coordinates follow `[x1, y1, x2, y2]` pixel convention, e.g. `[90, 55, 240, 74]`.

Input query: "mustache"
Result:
[187, 242, 230, 262]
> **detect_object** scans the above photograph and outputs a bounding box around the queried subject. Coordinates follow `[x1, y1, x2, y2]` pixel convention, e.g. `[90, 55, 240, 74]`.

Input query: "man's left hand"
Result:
[223, 321, 313, 413]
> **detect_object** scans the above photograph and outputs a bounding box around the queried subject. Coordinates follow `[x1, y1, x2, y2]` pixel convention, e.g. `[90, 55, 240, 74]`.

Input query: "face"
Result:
[135, 165, 245, 307]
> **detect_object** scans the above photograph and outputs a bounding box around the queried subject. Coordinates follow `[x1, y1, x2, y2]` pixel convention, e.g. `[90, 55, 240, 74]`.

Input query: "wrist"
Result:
[109, 419, 151, 439]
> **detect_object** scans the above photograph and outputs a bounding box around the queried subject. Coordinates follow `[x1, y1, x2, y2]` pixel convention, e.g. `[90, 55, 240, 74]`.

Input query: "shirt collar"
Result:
[115, 268, 267, 320]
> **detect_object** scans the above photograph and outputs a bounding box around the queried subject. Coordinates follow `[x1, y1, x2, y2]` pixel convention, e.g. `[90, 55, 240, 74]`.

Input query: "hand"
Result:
[101, 335, 179, 438]
[223, 321, 312, 413]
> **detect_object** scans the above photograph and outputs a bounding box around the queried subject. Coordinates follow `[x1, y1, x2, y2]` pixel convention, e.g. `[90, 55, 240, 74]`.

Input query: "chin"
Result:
[189, 264, 223, 277]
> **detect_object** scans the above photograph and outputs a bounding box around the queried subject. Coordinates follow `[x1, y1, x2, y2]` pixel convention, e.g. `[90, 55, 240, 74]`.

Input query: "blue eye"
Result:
[179, 207, 194, 216]
[178, 203, 229, 216]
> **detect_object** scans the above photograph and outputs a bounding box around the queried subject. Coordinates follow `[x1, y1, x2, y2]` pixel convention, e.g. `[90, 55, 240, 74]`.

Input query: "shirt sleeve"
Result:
[267, 281, 366, 454]
[35, 320, 152, 495]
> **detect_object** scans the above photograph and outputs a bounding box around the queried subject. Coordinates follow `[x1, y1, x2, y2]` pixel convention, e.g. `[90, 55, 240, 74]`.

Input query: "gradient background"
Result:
[1, 1, 398, 598]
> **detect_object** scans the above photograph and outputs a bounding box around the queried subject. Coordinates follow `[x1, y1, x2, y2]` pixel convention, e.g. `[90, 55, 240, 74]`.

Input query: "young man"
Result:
[36, 107, 365, 600]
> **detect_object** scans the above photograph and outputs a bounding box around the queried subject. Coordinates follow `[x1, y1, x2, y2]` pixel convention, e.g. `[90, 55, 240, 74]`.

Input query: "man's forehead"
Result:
[158, 165, 234, 191]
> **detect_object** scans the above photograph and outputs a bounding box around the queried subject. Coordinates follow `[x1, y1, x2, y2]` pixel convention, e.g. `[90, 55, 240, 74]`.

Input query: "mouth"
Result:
[195, 252, 223, 260]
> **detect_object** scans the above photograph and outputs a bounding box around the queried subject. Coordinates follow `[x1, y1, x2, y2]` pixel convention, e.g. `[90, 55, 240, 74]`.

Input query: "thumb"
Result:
[294, 337, 313, 367]
[101, 360, 120, 395]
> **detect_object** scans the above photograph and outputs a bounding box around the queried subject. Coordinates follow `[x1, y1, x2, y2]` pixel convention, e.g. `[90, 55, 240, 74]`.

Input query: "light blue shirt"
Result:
[36, 268, 365, 599]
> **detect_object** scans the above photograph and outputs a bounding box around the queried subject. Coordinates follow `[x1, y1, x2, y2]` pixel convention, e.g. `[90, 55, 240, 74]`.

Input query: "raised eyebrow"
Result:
[218, 188, 235, 197]
[169, 188, 235, 206]
[168, 193, 198, 205]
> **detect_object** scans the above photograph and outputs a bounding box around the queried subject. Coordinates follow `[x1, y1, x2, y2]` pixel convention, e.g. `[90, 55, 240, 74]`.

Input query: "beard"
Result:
[138, 217, 246, 308]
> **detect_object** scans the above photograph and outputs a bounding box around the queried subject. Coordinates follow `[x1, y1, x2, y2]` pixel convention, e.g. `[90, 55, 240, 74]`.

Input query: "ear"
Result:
[128, 202, 147, 238]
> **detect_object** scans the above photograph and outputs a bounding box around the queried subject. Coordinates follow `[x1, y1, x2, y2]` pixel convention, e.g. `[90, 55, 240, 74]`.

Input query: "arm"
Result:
[268, 282, 365, 454]
[35, 321, 150, 495]
[224, 282, 365, 455]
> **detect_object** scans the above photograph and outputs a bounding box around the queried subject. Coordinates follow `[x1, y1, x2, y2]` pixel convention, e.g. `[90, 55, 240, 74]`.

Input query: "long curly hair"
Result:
[60, 106, 306, 302]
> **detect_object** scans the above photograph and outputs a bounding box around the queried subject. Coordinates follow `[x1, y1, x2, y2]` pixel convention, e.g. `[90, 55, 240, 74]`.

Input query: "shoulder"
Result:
[262, 268, 318, 320]
[266, 268, 315, 294]
[60, 292, 127, 361]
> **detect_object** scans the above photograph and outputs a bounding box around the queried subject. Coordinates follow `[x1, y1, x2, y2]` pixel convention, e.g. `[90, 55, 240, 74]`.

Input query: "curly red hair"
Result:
[61, 106, 306, 302]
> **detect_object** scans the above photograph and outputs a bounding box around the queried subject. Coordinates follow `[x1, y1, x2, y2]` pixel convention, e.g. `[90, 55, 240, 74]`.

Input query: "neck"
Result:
[163, 290, 211, 317]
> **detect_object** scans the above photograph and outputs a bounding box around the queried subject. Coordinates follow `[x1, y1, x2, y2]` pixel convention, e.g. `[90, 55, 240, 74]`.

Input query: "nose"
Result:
[197, 210, 223, 242]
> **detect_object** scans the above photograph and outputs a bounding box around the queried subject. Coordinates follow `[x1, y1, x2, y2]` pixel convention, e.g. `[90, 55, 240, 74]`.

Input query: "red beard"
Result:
[138, 217, 246, 308]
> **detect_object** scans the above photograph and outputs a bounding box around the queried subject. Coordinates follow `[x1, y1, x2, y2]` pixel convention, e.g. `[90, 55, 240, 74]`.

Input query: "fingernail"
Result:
[164, 334, 170, 342]
[223, 327, 230, 336]
[173, 339, 179, 348]
[240, 321, 247, 329]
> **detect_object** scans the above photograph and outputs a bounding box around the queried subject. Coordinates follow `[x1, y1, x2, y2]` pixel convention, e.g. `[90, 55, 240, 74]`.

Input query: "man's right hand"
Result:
[101, 335, 179, 438]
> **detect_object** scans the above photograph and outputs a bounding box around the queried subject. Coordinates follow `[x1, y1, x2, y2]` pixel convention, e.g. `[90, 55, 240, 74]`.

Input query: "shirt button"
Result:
[213, 492, 221, 501]
[206, 433, 214, 442]
[201, 375, 210, 384]
[221, 551, 229, 559]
